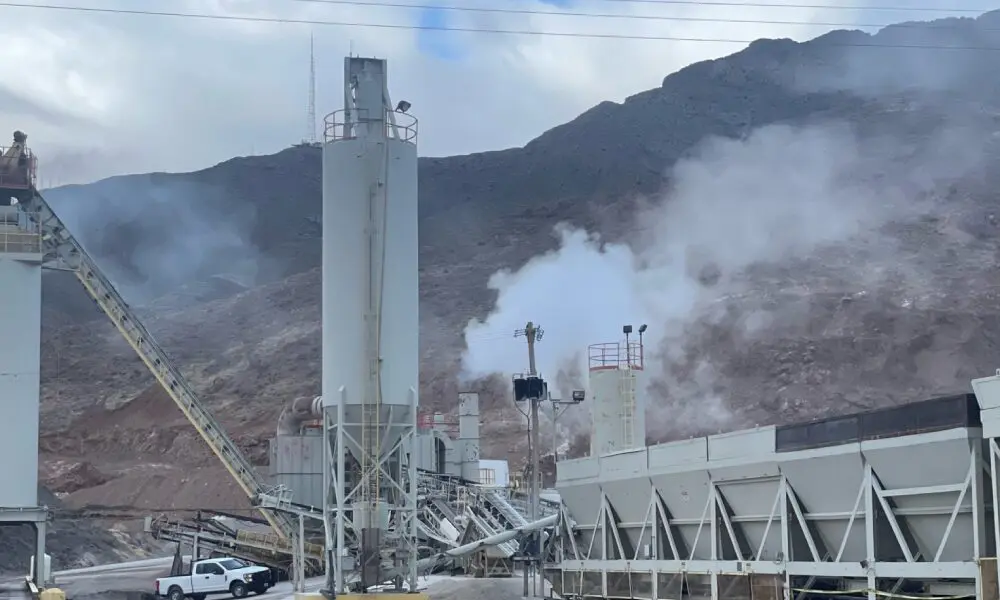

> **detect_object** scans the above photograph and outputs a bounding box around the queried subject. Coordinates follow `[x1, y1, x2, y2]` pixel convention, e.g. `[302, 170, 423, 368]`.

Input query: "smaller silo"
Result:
[587, 335, 646, 456]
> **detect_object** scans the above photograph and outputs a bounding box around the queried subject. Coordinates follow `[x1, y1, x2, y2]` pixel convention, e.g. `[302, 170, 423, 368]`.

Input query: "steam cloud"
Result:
[460, 117, 988, 441]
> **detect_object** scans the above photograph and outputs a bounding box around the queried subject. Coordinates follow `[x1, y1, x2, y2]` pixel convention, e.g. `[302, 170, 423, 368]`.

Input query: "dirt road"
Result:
[40, 560, 556, 600]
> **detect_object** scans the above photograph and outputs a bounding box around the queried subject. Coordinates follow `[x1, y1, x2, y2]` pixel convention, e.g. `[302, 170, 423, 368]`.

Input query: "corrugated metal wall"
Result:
[268, 429, 479, 506]
[0, 254, 41, 508]
[270, 434, 325, 508]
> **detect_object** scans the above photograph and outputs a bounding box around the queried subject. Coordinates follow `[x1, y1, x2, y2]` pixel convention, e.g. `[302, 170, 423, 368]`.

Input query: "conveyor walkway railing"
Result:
[485, 490, 530, 529]
[466, 506, 519, 557]
[153, 518, 319, 569]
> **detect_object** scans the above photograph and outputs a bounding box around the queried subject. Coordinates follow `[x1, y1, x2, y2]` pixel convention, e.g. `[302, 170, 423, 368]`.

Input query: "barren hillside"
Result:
[12, 9, 1000, 570]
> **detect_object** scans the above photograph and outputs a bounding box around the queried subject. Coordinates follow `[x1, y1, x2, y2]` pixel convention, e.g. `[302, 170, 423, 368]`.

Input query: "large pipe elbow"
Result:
[276, 395, 324, 436]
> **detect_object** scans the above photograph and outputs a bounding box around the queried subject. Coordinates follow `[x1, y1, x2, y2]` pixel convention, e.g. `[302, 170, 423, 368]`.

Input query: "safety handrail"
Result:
[0, 229, 40, 254]
[323, 108, 418, 144]
[485, 490, 530, 528]
[588, 341, 644, 370]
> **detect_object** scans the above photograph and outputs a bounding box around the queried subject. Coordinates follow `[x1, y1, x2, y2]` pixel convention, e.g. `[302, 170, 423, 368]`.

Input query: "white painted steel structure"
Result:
[321, 56, 420, 594]
[268, 395, 484, 509]
[459, 393, 482, 483]
[0, 207, 41, 507]
[588, 341, 646, 457]
[0, 204, 47, 584]
[549, 390, 1000, 600]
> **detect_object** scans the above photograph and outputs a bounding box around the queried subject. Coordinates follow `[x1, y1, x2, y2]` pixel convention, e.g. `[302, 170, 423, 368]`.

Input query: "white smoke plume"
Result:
[460, 117, 985, 440]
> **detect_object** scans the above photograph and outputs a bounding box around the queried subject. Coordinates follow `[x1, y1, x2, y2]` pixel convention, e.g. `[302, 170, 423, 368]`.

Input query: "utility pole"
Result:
[519, 321, 540, 376]
[514, 321, 543, 598]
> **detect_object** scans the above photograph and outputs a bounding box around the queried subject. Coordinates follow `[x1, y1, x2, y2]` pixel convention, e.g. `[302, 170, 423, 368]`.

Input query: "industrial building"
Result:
[266, 396, 483, 510]
[546, 333, 1000, 599]
[0, 133, 48, 587]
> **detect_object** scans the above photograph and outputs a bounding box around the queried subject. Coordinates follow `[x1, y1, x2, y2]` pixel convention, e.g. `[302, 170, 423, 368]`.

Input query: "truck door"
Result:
[193, 562, 227, 593]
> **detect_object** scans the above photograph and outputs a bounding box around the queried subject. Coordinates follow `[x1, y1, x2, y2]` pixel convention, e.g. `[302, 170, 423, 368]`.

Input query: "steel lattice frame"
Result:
[322, 395, 420, 593]
[549, 427, 1000, 600]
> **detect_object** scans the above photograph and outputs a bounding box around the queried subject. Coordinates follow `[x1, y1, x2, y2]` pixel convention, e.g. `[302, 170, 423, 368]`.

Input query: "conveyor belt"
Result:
[16, 188, 296, 542]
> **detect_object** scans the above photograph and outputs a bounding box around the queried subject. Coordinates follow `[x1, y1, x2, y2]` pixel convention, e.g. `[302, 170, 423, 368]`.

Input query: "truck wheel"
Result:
[230, 581, 248, 599]
[168, 586, 185, 600]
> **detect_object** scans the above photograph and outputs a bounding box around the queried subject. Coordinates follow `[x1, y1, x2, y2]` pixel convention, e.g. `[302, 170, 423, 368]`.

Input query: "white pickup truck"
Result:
[155, 557, 274, 600]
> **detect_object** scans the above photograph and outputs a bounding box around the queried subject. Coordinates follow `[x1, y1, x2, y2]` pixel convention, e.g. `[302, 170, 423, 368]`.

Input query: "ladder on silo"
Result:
[619, 368, 636, 448]
[16, 189, 297, 543]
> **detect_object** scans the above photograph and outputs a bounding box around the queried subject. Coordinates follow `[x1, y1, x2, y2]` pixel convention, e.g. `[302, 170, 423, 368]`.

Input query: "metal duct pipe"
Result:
[0, 206, 19, 224]
[276, 395, 323, 436]
[415, 513, 559, 573]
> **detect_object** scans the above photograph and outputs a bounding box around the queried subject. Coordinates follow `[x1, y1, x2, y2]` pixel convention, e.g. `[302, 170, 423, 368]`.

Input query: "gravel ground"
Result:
[72, 593, 156, 600]
[428, 575, 555, 600]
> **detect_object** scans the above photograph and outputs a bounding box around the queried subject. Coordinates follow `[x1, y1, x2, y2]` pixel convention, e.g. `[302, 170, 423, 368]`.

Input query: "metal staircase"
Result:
[16, 189, 296, 542]
[484, 490, 529, 529]
[416, 474, 466, 547]
[464, 508, 519, 557]
[423, 499, 462, 544]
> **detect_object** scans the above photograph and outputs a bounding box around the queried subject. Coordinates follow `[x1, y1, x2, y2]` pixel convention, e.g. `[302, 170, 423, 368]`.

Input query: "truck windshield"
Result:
[219, 559, 249, 570]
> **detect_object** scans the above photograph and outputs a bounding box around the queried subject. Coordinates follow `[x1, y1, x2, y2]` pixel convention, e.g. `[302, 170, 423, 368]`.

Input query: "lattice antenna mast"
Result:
[307, 33, 317, 144]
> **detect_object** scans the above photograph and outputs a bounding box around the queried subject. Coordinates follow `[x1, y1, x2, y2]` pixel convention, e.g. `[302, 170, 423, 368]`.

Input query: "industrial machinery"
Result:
[0, 130, 47, 589]
[0, 128, 321, 575]
[5, 135, 299, 541]
[0, 130, 35, 204]
[545, 334, 1000, 599]
[268, 397, 483, 510]
[0, 57, 558, 597]
[588, 327, 647, 456]
[0, 57, 550, 596]
[317, 56, 422, 595]
[0, 129, 545, 586]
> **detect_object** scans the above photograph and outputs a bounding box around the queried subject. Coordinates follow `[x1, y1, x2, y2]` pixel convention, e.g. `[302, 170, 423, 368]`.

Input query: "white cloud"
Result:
[0, 0, 992, 184]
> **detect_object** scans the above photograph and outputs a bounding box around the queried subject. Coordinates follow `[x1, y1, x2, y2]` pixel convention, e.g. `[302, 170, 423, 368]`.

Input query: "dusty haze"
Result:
[45, 177, 271, 306]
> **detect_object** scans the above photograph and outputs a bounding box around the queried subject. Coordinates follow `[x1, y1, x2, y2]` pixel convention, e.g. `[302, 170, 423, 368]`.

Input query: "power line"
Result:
[0, 1, 998, 48]
[530, 0, 989, 12]
[287, 0, 997, 31]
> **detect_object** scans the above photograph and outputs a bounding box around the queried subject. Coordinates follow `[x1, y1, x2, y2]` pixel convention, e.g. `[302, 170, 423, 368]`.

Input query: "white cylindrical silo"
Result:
[321, 57, 419, 455]
[378, 132, 419, 423]
[588, 340, 647, 456]
[321, 135, 370, 418]
[589, 368, 621, 457]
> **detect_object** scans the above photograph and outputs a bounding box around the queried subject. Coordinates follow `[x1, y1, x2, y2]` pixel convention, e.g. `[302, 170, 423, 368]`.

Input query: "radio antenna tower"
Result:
[306, 33, 317, 145]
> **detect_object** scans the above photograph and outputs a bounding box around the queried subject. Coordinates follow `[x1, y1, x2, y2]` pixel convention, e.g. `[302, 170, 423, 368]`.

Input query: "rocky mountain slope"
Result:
[0, 488, 157, 574]
[15, 9, 1000, 566]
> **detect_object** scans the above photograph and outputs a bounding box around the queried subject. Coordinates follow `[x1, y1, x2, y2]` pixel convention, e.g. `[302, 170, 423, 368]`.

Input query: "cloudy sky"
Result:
[0, 0, 993, 184]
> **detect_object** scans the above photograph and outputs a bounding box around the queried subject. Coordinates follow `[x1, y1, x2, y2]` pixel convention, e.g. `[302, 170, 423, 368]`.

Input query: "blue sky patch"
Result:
[417, 6, 465, 61]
